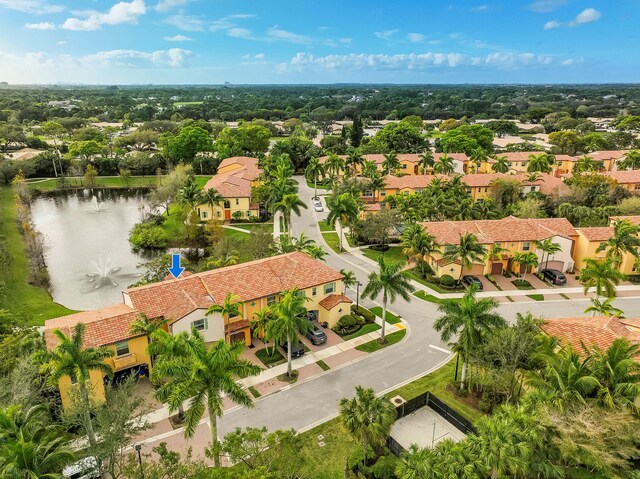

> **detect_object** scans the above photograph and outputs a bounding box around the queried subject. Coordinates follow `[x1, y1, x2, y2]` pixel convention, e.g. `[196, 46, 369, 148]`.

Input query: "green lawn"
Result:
[321, 232, 341, 253]
[342, 322, 381, 341]
[404, 268, 464, 294]
[369, 306, 401, 324]
[255, 347, 286, 367]
[229, 222, 273, 233]
[318, 220, 335, 232]
[355, 329, 406, 353]
[305, 179, 331, 190]
[316, 360, 331, 371]
[159, 204, 188, 242]
[361, 246, 404, 265]
[414, 290, 459, 305]
[512, 279, 534, 290]
[27, 175, 212, 192]
[0, 187, 77, 324]
[527, 294, 544, 301]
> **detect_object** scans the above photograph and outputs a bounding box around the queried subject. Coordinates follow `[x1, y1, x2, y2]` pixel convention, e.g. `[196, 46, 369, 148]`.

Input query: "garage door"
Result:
[544, 260, 564, 271]
[491, 262, 503, 275]
[467, 263, 485, 275]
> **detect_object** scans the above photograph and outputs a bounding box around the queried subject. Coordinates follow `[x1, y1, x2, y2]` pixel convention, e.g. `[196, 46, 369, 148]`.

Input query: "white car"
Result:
[314, 203, 324, 212]
[63, 456, 102, 479]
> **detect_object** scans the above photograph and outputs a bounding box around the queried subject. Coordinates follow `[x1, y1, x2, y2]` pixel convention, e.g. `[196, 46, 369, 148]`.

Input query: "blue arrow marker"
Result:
[168, 253, 185, 279]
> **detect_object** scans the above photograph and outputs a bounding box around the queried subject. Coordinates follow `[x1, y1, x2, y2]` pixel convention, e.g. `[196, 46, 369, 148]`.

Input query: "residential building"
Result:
[588, 150, 629, 171]
[44, 304, 152, 410]
[420, 216, 577, 278]
[484, 152, 579, 176]
[601, 170, 640, 192]
[319, 152, 469, 176]
[198, 156, 262, 221]
[541, 315, 640, 352]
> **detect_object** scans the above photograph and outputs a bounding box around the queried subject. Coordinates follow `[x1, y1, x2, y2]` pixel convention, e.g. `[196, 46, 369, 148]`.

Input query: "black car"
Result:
[281, 341, 305, 358]
[462, 275, 483, 291]
[542, 269, 567, 285]
[305, 324, 327, 345]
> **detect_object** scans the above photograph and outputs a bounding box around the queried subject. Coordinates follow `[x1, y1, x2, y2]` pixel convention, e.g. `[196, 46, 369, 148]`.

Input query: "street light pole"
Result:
[135, 444, 145, 479]
[356, 281, 362, 310]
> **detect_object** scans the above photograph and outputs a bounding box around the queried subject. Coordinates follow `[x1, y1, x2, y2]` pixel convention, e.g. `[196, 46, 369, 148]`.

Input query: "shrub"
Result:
[440, 274, 455, 287]
[332, 314, 362, 336]
[129, 223, 169, 249]
[351, 305, 375, 323]
[371, 455, 399, 479]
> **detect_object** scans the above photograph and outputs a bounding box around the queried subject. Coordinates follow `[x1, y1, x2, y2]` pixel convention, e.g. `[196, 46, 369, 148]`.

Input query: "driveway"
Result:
[478, 275, 498, 292]
[492, 274, 518, 291]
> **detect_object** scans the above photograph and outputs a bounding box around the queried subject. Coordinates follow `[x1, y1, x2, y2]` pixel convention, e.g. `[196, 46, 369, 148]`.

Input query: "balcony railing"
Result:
[113, 353, 137, 370]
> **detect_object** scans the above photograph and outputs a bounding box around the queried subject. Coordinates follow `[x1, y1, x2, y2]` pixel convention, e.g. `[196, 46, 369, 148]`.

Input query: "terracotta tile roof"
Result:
[588, 150, 629, 162]
[318, 152, 469, 166]
[610, 216, 640, 226]
[541, 316, 640, 352]
[318, 294, 352, 310]
[499, 152, 578, 163]
[44, 304, 141, 350]
[125, 252, 344, 321]
[203, 157, 261, 198]
[420, 216, 576, 245]
[383, 174, 447, 189]
[460, 173, 566, 194]
[602, 170, 640, 184]
[363, 203, 382, 212]
[576, 227, 613, 242]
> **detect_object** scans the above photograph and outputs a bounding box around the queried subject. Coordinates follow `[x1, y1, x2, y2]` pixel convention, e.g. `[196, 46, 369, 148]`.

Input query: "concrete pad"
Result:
[493, 275, 518, 291]
[297, 362, 324, 382]
[391, 406, 466, 450]
[140, 421, 212, 462]
[350, 336, 369, 346]
[253, 377, 287, 397]
[545, 294, 565, 301]
[313, 349, 333, 360]
[617, 290, 640, 298]
[478, 275, 498, 292]
[323, 349, 367, 369]
[336, 342, 354, 352]
[134, 418, 174, 442]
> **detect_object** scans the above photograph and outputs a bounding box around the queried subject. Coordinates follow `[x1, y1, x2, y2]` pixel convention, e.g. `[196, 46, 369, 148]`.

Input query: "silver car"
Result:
[63, 456, 102, 479]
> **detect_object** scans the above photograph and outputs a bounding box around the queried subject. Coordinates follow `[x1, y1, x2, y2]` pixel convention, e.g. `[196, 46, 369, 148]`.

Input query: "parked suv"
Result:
[63, 456, 102, 479]
[462, 275, 483, 291]
[305, 323, 327, 345]
[282, 341, 305, 358]
[542, 269, 567, 285]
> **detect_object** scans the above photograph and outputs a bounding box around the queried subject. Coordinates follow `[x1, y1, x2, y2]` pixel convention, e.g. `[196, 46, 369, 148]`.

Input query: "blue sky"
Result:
[0, 0, 638, 84]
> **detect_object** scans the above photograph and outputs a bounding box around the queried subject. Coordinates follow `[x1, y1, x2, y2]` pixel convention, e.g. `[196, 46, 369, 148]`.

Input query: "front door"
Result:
[224, 209, 231, 220]
[230, 331, 245, 344]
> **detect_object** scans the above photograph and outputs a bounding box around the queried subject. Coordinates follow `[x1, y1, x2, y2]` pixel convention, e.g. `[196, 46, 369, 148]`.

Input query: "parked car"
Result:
[63, 456, 102, 479]
[542, 269, 567, 285]
[314, 203, 324, 212]
[281, 341, 305, 358]
[462, 275, 483, 291]
[305, 323, 327, 345]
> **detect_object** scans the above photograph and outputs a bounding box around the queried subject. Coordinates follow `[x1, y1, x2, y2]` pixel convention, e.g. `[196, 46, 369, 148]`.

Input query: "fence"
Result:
[387, 391, 476, 456]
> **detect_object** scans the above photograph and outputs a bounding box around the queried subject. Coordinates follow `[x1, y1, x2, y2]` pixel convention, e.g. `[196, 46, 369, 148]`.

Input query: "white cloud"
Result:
[83, 48, 191, 67]
[374, 29, 398, 40]
[164, 34, 192, 41]
[227, 27, 253, 39]
[407, 33, 425, 43]
[0, 0, 64, 14]
[57, 40, 66, 45]
[470, 4, 489, 12]
[62, 0, 146, 31]
[527, 0, 568, 12]
[544, 20, 560, 29]
[154, 0, 189, 12]
[266, 27, 311, 44]
[572, 8, 601, 25]
[165, 14, 205, 31]
[26, 22, 56, 30]
[279, 51, 560, 73]
[254, 53, 265, 59]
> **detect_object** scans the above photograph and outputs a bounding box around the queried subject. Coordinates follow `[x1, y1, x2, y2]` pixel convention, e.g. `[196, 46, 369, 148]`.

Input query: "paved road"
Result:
[217, 176, 640, 436]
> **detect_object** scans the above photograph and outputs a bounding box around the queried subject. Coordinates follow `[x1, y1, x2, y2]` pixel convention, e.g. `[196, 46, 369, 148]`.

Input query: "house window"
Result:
[312, 287, 317, 296]
[466, 187, 472, 193]
[363, 190, 373, 197]
[235, 198, 239, 205]
[246, 211, 251, 217]
[484, 187, 488, 193]
[444, 245, 455, 253]
[523, 242, 531, 251]
[401, 164, 407, 169]
[380, 191, 386, 197]
[558, 161, 563, 166]
[115, 341, 130, 356]
[217, 211, 222, 218]
[202, 211, 208, 219]
[192, 318, 208, 331]
[403, 191, 409, 195]
[324, 282, 336, 294]
[267, 294, 276, 306]
[224, 200, 230, 208]
[635, 184, 640, 191]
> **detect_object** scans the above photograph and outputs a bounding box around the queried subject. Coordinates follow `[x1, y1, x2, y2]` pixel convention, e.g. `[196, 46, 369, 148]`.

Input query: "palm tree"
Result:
[444, 233, 487, 284]
[306, 245, 327, 261]
[361, 160, 379, 179]
[486, 243, 506, 274]
[326, 192, 360, 252]
[346, 151, 364, 175]
[584, 297, 625, 317]
[207, 292, 242, 322]
[151, 333, 261, 467]
[250, 307, 273, 344]
[339, 386, 396, 456]
[382, 151, 400, 176]
[469, 147, 487, 174]
[534, 238, 562, 272]
[573, 155, 603, 174]
[339, 269, 358, 292]
[596, 219, 640, 266]
[525, 171, 542, 183]
[325, 153, 345, 180]
[527, 153, 554, 174]
[39, 323, 114, 448]
[178, 177, 203, 213]
[618, 150, 640, 170]
[433, 153, 455, 175]
[305, 157, 325, 199]
[207, 252, 240, 268]
[491, 155, 510, 174]
[266, 288, 313, 378]
[368, 173, 386, 202]
[201, 188, 224, 216]
[362, 256, 415, 343]
[590, 338, 640, 413]
[402, 229, 436, 278]
[434, 285, 505, 389]
[129, 314, 167, 366]
[512, 251, 539, 281]
[271, 193, 307, 238]
[418, 150, 434, 174]
[580, 257, 626, 302]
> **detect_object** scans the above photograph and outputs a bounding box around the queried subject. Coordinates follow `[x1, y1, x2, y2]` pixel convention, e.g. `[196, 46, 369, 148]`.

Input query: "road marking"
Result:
[429, 344, 451, 354]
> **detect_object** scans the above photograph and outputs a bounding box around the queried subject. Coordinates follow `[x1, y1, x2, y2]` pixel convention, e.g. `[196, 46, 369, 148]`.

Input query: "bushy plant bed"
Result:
[370, 306, 401, 324]
[255, 347, 286, 367]
[342, 323, 381, 341]
[351, 304, 376, 323]
[332, 314, 366, 336]
[512, 279, 534, 290]
[277, 370, 299, 383]
[404, 268, 464, 293]
[369, 244, 390, 252]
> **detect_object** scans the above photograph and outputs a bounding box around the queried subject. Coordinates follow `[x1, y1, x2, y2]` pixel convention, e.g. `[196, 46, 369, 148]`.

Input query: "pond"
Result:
[30, 188, 153, 311]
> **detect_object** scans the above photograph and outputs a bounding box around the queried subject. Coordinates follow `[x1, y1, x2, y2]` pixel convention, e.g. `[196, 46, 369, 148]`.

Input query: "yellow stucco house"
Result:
[483, 152, 579, 177]
[601, 170, 640, 193]
[44, 252, 349, 409]
[573, 216, 640, 274]
[198, 156, 262, 221]
[420, 216, 577, 278]
[319, 152, 469, 176]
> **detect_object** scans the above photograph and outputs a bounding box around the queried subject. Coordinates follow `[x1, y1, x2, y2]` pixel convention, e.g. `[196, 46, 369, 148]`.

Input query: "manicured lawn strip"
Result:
[369, 306, 401, 324]
[355, 330, 406, 353]
[527, 294, 544, 301]
[321, 232, 341, 253]
[361, 246, 405, 265]
[306, 179, 330, 190]
[342, 322, 381, 341]
[255, 347, 286, 367]
[512, 279, 534, 290]
[248, 386, 261, 398]
[560, 293, 570, 300]
[228, 223, 273, 233]
[414, 290, 459, 305]
[384, 359, 486, 424]
[404, 268, 464, 294]
[316, 360, 331, 371]
[0, 187, 77, 324]
[318, 220, 334, 232]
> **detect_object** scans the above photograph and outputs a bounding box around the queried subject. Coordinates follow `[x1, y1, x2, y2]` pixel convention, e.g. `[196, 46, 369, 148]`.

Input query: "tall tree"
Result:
[382, 151, 400, 176]
[596, 219, 640, 266]
[491, 155, 510, 174]
[534, 238, 562, 272]
[433, 153, 455, 175]
[350, 114, 364, 148]
[527, 153, 554, 174]
[443, 233, 487, 283]
[584, 297, 625, 318]
[271, 193, 307, 239]
[305, 157, 325, 199]
[512, 251, 539, 281]
[434, 285, 505, 389]
[326, 192, 360, 252]
[580, 257, 626, 302]
[418, 150, 434, 174]
[362, 256, 415, 343]
[402, 229, 436, 278]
